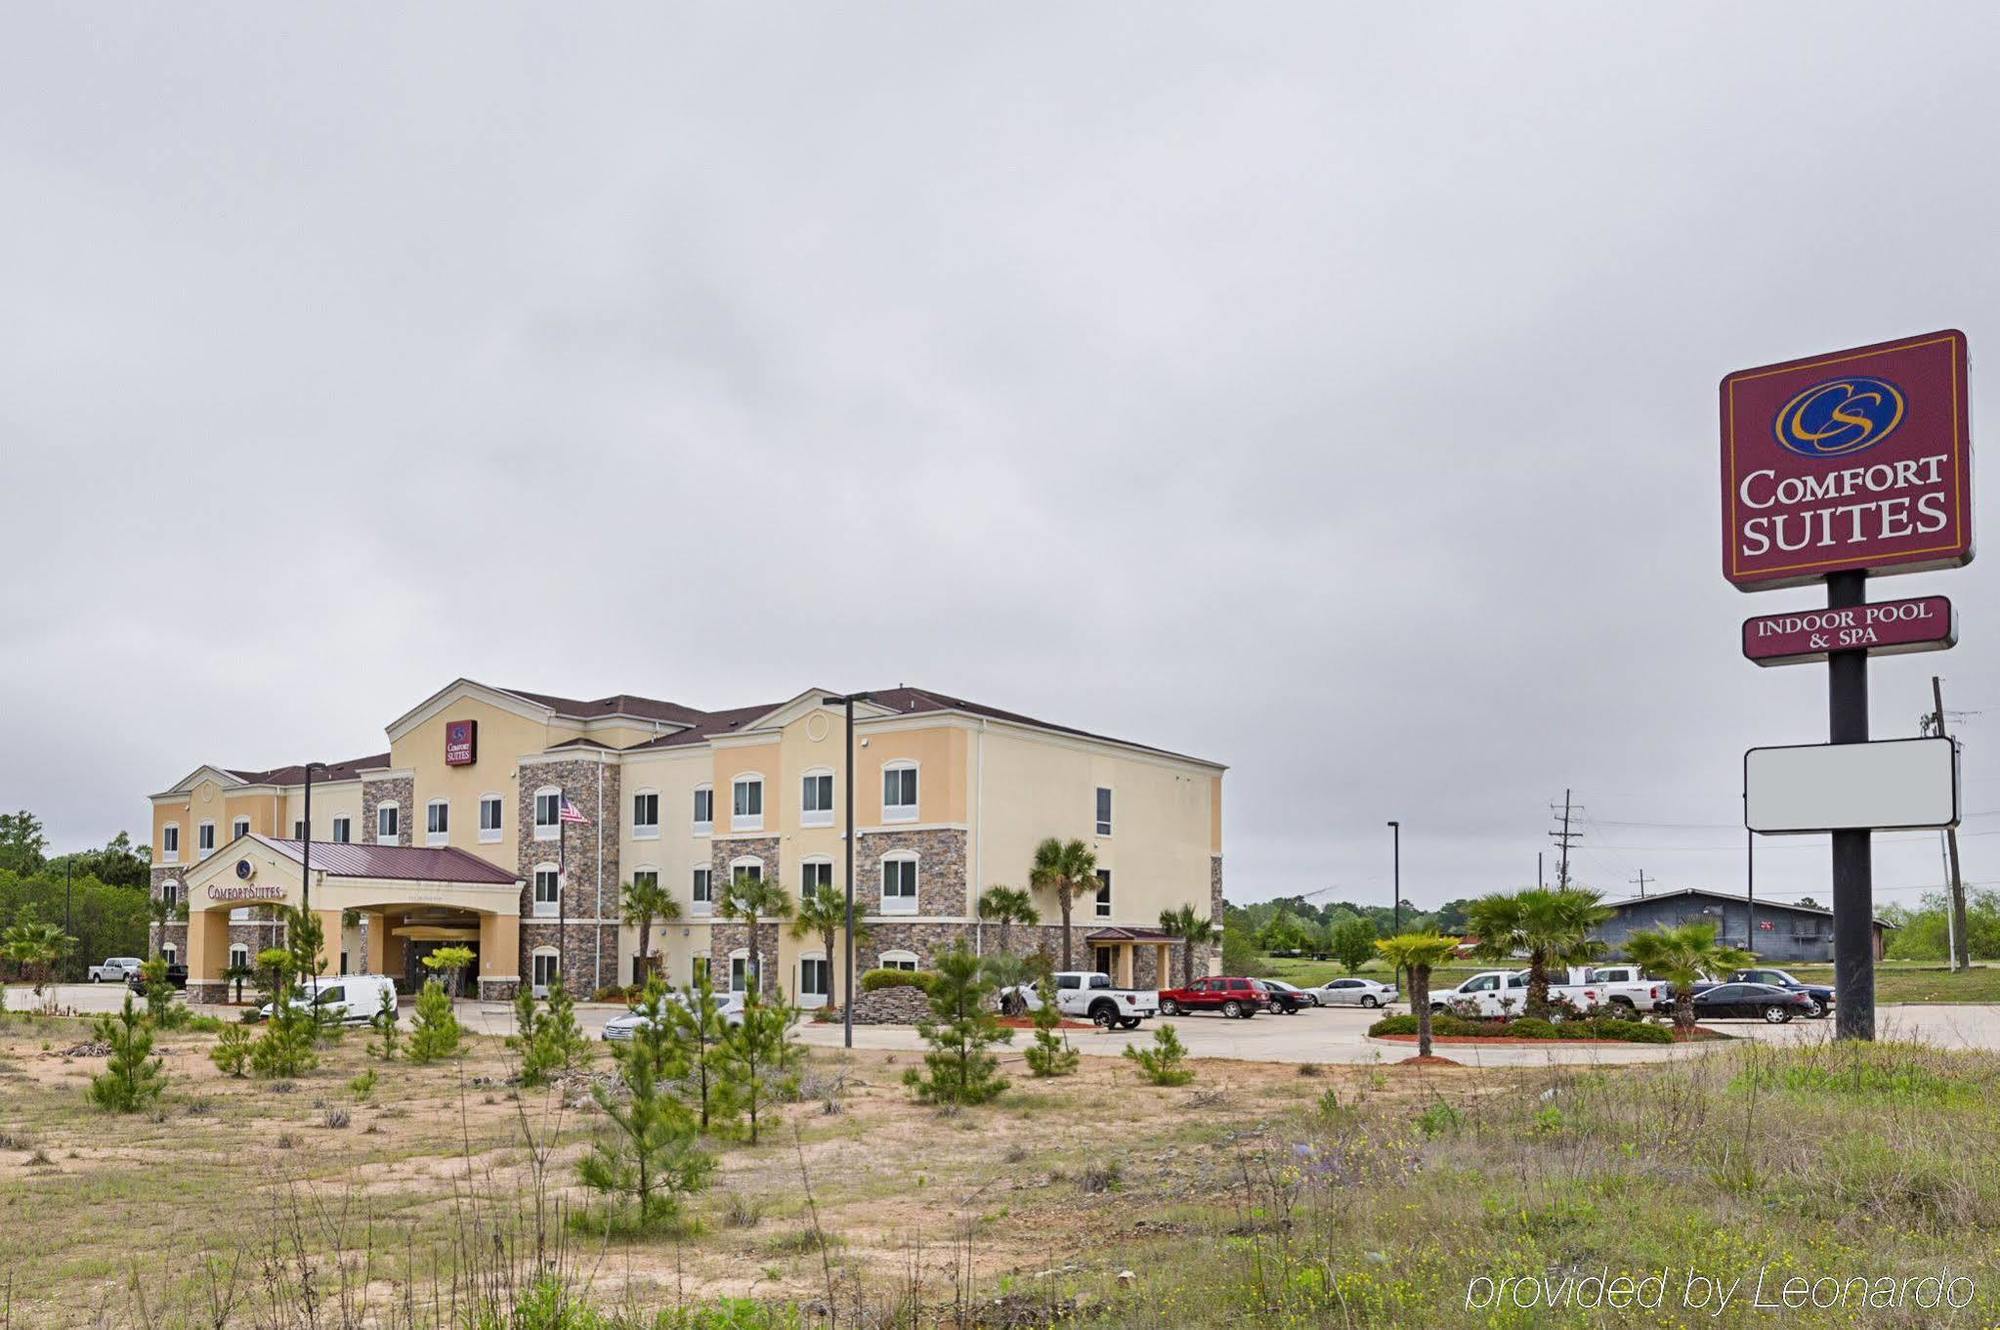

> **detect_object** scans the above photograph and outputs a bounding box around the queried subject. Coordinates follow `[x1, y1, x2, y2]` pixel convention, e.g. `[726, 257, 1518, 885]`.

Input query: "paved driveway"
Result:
[27, 985, 2000, 1066]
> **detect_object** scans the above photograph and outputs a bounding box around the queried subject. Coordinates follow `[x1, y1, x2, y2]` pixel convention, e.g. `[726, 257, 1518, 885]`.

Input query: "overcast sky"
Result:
[5, 4, 1998, 914]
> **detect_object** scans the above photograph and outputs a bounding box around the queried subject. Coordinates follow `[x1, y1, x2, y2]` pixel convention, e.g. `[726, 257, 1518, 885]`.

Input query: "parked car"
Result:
[1429, 969, 1603, 1018]
[88, 957, 143, 983]
[1726, 967, 1835, 1019]
[1312, 977, 1399, 1008]
[1157, 976, 1263, 1019]
[601, 990, 745, 1041]
[1257, 978, 1315, 1011]
[127, 964, 187, 992]
[1689, 982, 1814, 1023]
[1570, 965, 1672, 1014]
[257, 975, 398, 1025]
[997, 971, 1157, 1028]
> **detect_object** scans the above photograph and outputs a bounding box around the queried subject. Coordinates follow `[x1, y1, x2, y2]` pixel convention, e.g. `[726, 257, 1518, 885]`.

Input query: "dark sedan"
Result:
[1727, 968, 1834, 1019]
[1690, 982, 1814, 1024]
[1251, 979, 1306, 1015]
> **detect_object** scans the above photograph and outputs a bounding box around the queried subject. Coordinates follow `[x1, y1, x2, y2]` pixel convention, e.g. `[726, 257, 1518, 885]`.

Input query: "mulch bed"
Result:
[995, 1015, 1093, 1030]
[1396, 1054, 1462, 1067]
[1374, 1026, 1730, 1047]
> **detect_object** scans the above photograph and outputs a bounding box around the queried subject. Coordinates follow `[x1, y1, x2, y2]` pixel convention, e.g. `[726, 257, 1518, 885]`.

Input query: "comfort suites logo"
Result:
[446, 719, 478, 766]
[1774, 376, 1906, 459]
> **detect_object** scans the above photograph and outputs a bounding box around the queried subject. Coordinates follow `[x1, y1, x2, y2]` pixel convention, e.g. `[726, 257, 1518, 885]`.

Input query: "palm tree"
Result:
[1464, 887, 1608, 1019]
[717, 870, 792, 997]
[1626, 922, 1753, 1031]
[790, 884, 871, 1010]
[1029, 837, 1097, 972]
[620, 877, 681, 985]
[1158, 904, 1218, 989]
[2, 913, 76, 1003]
[976, 885, 1038, 957]
[1374, 932, 1460, 1058]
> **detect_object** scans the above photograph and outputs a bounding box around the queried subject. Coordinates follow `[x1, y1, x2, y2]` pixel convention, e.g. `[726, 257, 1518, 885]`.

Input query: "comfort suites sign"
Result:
[446, 719, 478, 766]
[1720, 330, 1972, 590]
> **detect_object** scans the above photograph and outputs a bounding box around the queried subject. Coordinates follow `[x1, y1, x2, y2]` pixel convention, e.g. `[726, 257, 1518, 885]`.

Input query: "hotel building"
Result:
[148, 680, 1225, 1004]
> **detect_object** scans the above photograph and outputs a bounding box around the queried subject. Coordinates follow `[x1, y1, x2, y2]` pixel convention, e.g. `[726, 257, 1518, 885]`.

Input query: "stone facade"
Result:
[847, 983, 933, 1025]
[855, 827, 967, 918]
[361, 775, 414, 848]
[515, 756, 622, 995]
[1210, 854, 1225, 926]
[708, 920, 785, 997]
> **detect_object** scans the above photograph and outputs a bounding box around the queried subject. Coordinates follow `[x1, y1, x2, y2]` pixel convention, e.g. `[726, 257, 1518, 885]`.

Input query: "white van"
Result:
[258, 975, 398, 1025]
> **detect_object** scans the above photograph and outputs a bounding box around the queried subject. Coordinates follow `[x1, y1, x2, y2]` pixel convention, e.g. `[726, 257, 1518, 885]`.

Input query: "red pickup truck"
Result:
[1157, 976, 1264, 1019]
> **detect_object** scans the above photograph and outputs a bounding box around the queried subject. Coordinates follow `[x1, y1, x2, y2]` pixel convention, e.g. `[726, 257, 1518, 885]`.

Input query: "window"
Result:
[426, 799, 449, 846]
[479, 795, 503, 844]
[691, 955, 711, 984]
[533, 787, 561, 841]
[230, 906, 251, 922]
[801, 770, 834, 827]
[731, 775, 764, 832]
[800, 858, 833, 905]
[800, 955, 830, 1001]
[162, 825, 180, 863]
[229, 942, 249, 970]
[728, 949, 756, 994]
[293, 819, 305, 840]
[881, 853, 918, 914]
[232, 816, 250, 841]
[198, 821, 216, 856]
[691, 867, 714, 915]
[632, 790, 659, 838]
[533, 865, 561, 917]
[161, 943, 178, 966]
[376, 803, 399, 844]
[531, 948, 561, 997]
[1094, 869, 1112, 919]
[878, 950, 919, 972]
[693, 785, 713, 833]
[882, 762, 918, 822]
[331, 815, 351, 843]
[160, 881, 180, 909]
[728, 857, 764, 892]
[1096, 787, 1113, 837]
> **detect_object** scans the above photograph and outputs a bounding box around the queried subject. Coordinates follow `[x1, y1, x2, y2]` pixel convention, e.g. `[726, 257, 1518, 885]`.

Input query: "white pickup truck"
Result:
[997, 971, 1158, 1029]
[1428, 969, 1604, 1018]
[1572, 965, 1672, 1014]
[88, 956, 144, 983]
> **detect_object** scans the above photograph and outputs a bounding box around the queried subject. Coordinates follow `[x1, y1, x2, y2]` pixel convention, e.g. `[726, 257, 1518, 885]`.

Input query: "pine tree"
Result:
[514, 979, 590, 1085]
[210, 1024, 252, 1077]
[1021, 980, 1079, 1078]
[579, 982, 713, 1230]
[661, 966, 735, 1133]
[904, 944, 1012, 1106]
[88, 994, 166, 1112]
[1123, 1022, 1193, 1086]
[407, 978, 463, 1063]
[250, 922, 319, 1079]
[717, 988, 799, 1144]
[369, 984, 401, 1060]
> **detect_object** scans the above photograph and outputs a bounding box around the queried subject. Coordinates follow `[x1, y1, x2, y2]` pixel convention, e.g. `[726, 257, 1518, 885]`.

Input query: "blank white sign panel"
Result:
[1745, 737, 1958, 833]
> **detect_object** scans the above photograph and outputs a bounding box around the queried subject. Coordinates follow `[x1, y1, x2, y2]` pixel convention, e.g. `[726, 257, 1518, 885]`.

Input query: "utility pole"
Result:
[1929, 676, 1970, 972]
[1548, 790, 1581, 889]
[1537, 852, 1544, 889]
[1630, 870, 1651, 899]
[1386, 821, 1401, 934]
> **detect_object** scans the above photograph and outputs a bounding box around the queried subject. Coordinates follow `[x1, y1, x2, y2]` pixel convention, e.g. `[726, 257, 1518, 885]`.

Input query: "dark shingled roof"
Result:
[259, 838, 519, 885]
[226, 753, 391, 786]
[494, 687, 709, 727]
[627, 703, 790, 750]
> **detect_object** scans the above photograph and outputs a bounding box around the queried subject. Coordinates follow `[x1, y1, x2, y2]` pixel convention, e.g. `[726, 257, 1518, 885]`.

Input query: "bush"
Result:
[861, 967, 937, 994]
[1366, 1012, 1669, 1043]
[1022, 980, 1079, 1078]
[1123, 1023, 1194, 1086]
[591, 983, 642, 1004]
[88, 995, 166, 1112]
[1368, 1014, 1418, 1036]
[406, 979, 463, 1063]
[512, 980, 590, 1086]
[209, 1025, 252, 1077]
[904, 946, 1010, 1107]
[1506, 1017, 1559, 1039]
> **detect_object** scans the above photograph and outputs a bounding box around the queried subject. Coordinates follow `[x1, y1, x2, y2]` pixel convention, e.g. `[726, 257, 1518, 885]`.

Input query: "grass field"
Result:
[1262, 954, 2000, 1004]
[9, 1008, 2000, 1325]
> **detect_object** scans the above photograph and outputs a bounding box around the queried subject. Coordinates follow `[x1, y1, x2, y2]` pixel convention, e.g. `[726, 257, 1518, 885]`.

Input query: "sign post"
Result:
[1722, 330, 1973, 1041]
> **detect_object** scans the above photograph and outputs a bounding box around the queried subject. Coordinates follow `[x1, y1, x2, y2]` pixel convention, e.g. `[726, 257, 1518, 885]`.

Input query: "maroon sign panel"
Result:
[1743, 595, 1955, 667]
[445, 719, 478, 767]
[1721, 330, 1972, 590]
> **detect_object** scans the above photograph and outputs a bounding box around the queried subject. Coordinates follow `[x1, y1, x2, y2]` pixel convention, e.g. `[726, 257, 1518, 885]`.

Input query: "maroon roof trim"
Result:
[260, 838, 519, 885]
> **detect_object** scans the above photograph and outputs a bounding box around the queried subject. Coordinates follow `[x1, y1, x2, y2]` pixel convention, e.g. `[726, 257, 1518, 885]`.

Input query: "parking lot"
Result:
[30, 983, 2000, 1067]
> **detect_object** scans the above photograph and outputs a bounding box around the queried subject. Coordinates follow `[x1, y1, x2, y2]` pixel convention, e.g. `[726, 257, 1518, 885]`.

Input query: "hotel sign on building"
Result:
[445, 719, 478, 766]
[1720, 330, 1972, 591]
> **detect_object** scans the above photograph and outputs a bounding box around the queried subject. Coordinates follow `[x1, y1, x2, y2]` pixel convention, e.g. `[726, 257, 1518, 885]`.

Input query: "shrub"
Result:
[1368, 1014, 1418, 1037]
[1022, 981, 1079, 1078]
[579, 982, 713, 1231]
[591, 983, 642, 1004]
[861, 967, 938, 994]
[209, 1025, 252, 1077]
[1123, 1023, 1193, 1086]
[349, 1069, 378, 1102]
[1506, 1017, 1559, 1039]
[88, 995, 166, 1113]
[904, 946, 1011, 1107]
[512, 980, 591, 1086]
[1416, 1101, 1463, 1137]
[718, 989, 800, 1144]
[406, 979, 463, 1063]
[251, 998, 320, 1079]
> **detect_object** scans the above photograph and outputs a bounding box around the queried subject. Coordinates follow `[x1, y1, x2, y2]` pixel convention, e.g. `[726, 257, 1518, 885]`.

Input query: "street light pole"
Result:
[822, 692, 872, 1049]
[1387, 820, 1400, 934]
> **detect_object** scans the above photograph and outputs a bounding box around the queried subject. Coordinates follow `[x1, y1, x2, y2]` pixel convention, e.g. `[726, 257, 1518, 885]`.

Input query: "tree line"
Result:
[0, 810, 154, 979]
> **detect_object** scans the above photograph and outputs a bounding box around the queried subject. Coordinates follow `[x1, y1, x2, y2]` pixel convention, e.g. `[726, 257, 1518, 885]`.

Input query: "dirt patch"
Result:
[994, 1015, 1092, 1030]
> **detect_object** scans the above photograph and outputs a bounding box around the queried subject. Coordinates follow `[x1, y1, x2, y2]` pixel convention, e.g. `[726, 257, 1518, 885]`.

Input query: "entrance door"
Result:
[1093, 945, 1116, 977]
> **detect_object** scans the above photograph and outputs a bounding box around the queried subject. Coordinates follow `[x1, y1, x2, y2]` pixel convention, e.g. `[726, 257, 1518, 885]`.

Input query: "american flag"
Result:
[559, 798, 591, 826]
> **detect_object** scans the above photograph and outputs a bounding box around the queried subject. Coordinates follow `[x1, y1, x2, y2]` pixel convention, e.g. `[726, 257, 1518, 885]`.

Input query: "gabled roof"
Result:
[257, 837, 520, 885]
[627, 702, 790, 750]
[494, 686, 709, 728]
[1602, 887, 1895, 929]
[1085, 926, 1180, 942]
[225, 753, 390, 786]
[858, 686, 1222, 768]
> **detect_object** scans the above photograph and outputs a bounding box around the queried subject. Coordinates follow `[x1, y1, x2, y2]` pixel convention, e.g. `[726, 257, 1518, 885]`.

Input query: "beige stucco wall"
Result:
[278, 781, 363, 841]
[390, 698, 563, 869]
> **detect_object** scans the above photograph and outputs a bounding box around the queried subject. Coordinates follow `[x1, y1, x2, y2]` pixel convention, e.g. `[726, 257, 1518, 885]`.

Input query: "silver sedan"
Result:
[601, 991, 745, 1040]
[1312, 977, 1399, 1008]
